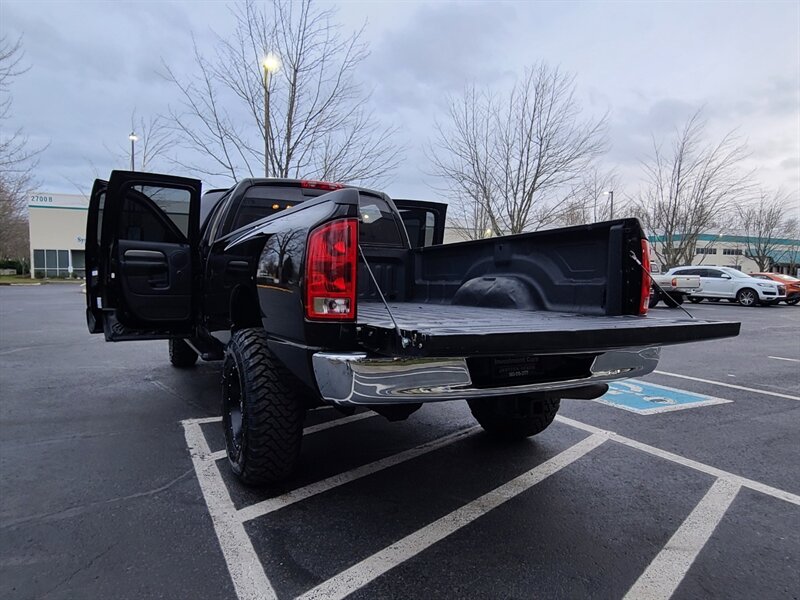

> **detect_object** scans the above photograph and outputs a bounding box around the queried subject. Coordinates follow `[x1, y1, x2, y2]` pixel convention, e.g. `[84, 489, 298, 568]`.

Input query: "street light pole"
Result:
[128, 132, 138, 170]
[261, 53, 281, 178]
[604, 190, 614, 219]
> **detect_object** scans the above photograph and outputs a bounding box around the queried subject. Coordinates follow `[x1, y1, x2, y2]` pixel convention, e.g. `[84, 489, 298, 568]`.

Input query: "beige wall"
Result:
[28, 207, 88, 251]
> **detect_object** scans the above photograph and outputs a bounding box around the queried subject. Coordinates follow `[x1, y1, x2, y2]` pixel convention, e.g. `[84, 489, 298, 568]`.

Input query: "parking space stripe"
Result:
[622, 478, 741, 600]
[182, 422, 276, 600]
[302, 411, 376, 434]
[183, 416, 223, 425]
[556, 416, 800, 506]
[295, 433, 609, 600]
[237, 426, 480, 522]
[653, 370, 800, 401]
[768, 356, 800, 363]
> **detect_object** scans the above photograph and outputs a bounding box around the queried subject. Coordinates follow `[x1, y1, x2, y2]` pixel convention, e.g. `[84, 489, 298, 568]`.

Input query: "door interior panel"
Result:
[118, 240, 192, 321]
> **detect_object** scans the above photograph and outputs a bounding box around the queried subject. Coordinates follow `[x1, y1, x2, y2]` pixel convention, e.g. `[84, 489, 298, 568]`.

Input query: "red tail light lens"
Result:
[300, 180, 344, 191]
[640, 239, 651, 315]
[305, 219, 358, 320]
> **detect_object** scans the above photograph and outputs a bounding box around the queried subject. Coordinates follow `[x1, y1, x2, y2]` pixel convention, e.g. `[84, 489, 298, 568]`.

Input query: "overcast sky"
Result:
[3, 0, 799, 206]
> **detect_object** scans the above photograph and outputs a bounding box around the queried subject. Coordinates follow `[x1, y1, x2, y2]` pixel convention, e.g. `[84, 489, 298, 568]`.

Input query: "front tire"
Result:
[169, 338, 198, 368]
[468, 395, 560, 440]
[736, 288, 758, 307]
[222, 328, 305, 485]
[787, 298, 799, 305]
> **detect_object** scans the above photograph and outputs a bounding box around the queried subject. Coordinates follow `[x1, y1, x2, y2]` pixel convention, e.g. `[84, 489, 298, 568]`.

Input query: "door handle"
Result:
[124, 249, 166, 261]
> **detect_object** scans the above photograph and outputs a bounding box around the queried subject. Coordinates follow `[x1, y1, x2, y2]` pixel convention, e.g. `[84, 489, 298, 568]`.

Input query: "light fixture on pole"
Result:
[603, 190, 614, 219]
[128, 132, 138, 171]
[261, 52, 281, 178]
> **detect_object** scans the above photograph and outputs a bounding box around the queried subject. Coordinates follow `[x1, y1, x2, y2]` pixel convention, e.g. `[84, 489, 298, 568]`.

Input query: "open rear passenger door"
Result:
[86, 170, 202, 341]
[393, 199, 447, 248]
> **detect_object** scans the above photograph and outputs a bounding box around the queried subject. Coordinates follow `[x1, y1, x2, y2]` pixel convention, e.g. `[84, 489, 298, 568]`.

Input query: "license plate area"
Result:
[466, 354, 596, 388]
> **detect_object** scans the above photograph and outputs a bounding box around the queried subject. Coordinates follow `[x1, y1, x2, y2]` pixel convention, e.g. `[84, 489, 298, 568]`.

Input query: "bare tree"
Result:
[631, 110, 751, 270]
[163, 0, 402, 186]
[557, 167, 620, 226]
[737, 189, 796, 271]
[781, 217, 800, 276]
[429, 64, 607, 238]
[0, 35, 45, 267]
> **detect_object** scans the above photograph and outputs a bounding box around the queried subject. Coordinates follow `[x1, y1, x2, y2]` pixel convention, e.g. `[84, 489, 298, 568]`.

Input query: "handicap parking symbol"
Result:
[594, 380, 732, 414]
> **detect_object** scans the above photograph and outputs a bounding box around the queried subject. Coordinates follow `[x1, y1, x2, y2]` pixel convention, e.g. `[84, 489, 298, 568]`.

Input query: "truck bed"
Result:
[357, 301, 739, 356]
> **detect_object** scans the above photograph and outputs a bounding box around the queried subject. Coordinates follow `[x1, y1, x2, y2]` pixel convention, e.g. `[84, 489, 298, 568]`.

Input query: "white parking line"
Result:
[623, 478, 741, 600]
[182, 421, 276, 600]
[556, 416, 800, 506]
[654, 370, 800, 401]
[237, 426, 480, 522]
[768, 356, 800, 363]
[295, 433, 609, 600]
[302, 411, 376, 434]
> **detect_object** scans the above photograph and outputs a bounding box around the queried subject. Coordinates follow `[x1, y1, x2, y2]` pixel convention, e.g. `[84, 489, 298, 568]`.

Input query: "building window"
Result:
[723, 248, 742, 256]
[71, 250, 86, 278]
[32, 248, 74, 278]
[696, 247, 717, 255]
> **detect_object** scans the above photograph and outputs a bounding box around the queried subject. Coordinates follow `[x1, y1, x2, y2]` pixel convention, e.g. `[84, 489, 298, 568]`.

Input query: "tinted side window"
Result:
[705, 269, 724, 278]
[118, 185, 190, 243]
[400, 208, 436, 248]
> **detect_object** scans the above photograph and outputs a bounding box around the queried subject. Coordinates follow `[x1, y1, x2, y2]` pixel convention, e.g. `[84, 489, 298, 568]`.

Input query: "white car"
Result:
[664, 266, 787, 307]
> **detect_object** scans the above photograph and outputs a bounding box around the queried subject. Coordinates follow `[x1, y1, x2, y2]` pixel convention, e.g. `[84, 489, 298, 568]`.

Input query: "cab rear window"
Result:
[358, 195, 403, 247]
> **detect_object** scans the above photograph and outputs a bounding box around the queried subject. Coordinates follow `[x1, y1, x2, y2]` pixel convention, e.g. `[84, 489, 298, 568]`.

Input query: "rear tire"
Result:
[688, 296, 703, 303]
[736, 288, 758, 307]
[222, 328, 305, 485]
[648, 293, 660, 309]
[468, 395, 560, 440]
[664, 292, 685, 307]
[169, 338, 198, 368]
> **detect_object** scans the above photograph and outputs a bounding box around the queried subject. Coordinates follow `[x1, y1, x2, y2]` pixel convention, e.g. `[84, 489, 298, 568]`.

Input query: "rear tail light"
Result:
[640, 239, 651, 315]
[301, 180, 344, 191]
[671, 277, 678, 287]
[305, 219, 358, 320]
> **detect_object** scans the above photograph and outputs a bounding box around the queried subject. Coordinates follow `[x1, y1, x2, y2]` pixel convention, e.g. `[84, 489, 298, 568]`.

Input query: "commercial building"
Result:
[28, 192, 88, 278]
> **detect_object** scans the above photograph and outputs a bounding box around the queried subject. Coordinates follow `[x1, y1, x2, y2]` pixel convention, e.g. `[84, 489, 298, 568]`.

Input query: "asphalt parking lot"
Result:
[1, 285, 798, 600]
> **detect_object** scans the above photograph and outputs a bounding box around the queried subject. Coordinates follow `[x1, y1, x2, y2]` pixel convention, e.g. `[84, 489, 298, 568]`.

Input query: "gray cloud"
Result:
[2, 0, 797, 201]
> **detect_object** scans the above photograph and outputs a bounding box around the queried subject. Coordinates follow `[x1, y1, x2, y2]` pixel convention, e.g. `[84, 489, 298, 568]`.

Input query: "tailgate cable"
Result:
[358, 245, 412, 348]
[628, 250, 696, 320]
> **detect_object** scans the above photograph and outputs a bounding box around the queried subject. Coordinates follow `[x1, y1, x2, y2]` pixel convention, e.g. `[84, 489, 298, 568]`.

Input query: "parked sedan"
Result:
[750, 273, 800, 305]
[665, 266, 787, 307]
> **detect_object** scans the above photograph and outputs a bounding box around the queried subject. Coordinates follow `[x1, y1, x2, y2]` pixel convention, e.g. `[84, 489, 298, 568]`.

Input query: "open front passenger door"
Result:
[86, 170, 202, 341]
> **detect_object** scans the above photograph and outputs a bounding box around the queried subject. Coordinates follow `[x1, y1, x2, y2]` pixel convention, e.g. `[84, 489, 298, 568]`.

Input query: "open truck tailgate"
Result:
[356, 302, 740, 357]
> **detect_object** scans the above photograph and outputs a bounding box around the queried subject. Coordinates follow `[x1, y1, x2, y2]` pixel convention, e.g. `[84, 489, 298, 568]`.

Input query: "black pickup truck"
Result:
[85, 170, 739, 485]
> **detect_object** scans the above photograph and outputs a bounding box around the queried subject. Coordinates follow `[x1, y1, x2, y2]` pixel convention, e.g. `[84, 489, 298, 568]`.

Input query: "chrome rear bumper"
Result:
[312, 347, 660, 405]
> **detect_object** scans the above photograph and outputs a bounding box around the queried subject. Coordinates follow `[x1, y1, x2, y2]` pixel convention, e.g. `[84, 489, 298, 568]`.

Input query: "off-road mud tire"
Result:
[222, 328, 304, 485]
[169, 338, 198, 368]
